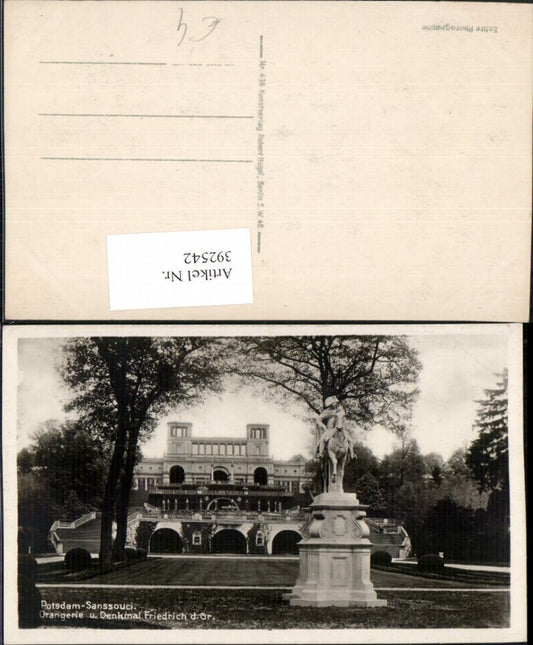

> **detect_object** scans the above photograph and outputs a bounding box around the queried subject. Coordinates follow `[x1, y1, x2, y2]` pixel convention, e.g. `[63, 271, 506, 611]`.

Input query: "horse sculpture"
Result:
[321, 425, 350, 494]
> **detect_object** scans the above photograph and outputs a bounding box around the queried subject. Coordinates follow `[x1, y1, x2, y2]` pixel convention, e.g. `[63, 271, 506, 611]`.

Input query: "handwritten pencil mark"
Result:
[176, 7, 188, 46]
[190, 16, 221, 42]
[177, 8, 221, 47]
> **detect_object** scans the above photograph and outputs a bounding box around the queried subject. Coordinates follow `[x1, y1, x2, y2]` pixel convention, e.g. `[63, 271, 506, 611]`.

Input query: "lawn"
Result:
[39, 557, 300, 586]
[30, 557, 510, 629]
[37, 556, 510, 588]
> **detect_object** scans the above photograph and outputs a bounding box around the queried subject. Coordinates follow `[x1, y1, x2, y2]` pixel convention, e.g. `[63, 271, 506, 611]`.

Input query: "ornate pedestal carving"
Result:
[285, 492, 387, 607]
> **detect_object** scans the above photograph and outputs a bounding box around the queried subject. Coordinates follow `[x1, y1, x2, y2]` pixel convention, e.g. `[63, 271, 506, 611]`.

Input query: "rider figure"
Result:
[316, 395, 357, 460]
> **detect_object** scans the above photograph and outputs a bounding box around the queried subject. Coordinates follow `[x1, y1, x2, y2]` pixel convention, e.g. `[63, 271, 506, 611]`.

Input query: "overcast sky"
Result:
[16, 331, 510, 462]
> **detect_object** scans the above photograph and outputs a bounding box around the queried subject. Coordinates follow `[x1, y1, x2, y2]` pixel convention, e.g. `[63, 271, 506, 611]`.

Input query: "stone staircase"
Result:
[49, 511, 142, 555]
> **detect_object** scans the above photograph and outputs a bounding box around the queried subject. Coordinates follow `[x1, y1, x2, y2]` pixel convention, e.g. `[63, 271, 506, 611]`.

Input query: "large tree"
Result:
[378, 438, 441, 549]
[342, 440, 381, 492]
[465, 370, 509, 493]
[27, 419, 109, 508]
[441, 448, 488, 510]
[379, 437, 426, 502]
[354, 473, 388, 515]
[18, 472, 55, 553]
[59, 336, 224, 568]
[465, 370, 510, 561]
[232, 335, 421, 435]
[423, 452, 444, 487]
[17, 419, 109, 552]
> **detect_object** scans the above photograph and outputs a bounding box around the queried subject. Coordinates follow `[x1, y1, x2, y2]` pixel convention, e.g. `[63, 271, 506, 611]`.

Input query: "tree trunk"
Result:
[99, 413, 128, 570]
[112, 477, 129, 561]
[113, 427, 140, 560]
[95, 338, 130, 571]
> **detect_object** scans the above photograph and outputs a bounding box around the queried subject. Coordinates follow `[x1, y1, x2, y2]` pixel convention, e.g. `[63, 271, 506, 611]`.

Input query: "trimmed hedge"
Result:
[115, 547, 148, 563]
[125, 547, 148, 562]
[135, 547, 148, 561]
[418, 553, 445, 573]
[124, 547, 137, 562]
[135, 521, 157, 551]
[65, 548, 92, 572]
[371, 550, 392, 566]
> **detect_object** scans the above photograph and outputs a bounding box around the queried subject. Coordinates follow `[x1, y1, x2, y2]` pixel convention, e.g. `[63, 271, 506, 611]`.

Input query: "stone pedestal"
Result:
[285, 492, 386, 607]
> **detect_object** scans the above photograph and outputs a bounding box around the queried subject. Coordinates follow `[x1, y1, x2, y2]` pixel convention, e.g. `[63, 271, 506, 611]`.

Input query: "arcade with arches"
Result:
[149, 527, 183, 554]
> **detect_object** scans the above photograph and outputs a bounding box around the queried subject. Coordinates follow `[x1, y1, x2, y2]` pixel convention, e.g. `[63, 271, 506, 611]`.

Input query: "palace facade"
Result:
[133, 422, 310, 512]
[49, 421, 411, 558]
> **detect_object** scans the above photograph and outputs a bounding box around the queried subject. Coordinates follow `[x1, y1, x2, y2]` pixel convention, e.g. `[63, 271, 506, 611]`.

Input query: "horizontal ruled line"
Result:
[172, 63, 235, 67]
[36, 583, 294, 590]
[39, 113, 253, 119]
[40, 60, 166, 66]
[40, 61, 235, 67]
[42, 157, 253, 163]
[35, 583, 509, 592]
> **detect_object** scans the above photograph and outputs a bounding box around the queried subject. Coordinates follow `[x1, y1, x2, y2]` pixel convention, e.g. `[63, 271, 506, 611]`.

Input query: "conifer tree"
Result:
[466, 370, 509, 493]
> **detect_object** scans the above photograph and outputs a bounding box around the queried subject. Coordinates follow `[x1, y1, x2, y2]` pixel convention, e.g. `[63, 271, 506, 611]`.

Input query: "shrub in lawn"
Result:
[136, 521, 157, 551]
[371, 550, 392, 566]
[418, 553, 445, 573]
[124, 547, 138, 562]
[18, 573, 42, 627]
[18, 554, 38, 582]
[135, 547, 148, 561]
[64, 548, 92, 572]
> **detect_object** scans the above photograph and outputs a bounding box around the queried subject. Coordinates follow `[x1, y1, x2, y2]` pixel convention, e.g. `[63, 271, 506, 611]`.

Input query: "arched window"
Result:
[254, 467, 268, 486]
[169, 465, 185, 484]
[212, 468, 228, 482]
[207, 497, 239, 512]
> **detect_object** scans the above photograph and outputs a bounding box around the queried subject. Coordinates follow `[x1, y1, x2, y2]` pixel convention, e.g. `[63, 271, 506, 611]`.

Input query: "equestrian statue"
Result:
[316, 395, 357, 494]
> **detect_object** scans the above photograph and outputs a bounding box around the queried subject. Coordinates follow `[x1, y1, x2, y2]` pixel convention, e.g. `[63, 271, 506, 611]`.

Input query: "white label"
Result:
[107, 228, 253, 311]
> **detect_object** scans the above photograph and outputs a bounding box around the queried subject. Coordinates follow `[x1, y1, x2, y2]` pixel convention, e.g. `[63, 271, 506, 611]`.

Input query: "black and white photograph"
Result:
[2, 323, 526, 643]
[2, 3, 531, 645]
